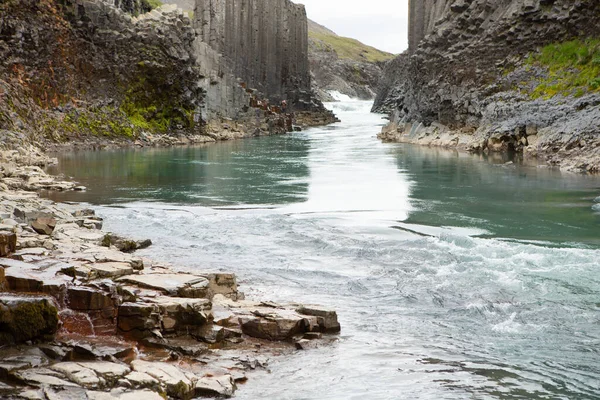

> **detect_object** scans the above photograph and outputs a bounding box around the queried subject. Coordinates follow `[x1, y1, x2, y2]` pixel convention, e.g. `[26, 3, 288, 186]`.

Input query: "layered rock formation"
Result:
[375, 0, 600, 172]
[0, 149, 341, 399]
[308, 20, 395, 101]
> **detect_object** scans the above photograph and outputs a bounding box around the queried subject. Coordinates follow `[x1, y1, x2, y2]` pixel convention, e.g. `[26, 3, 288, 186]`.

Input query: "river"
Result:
[46, 99, 600, 399]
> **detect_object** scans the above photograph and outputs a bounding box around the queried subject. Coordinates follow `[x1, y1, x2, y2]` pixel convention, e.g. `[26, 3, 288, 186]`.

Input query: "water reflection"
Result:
[390, 145, 600, 245]
[46, 136, 311, 205]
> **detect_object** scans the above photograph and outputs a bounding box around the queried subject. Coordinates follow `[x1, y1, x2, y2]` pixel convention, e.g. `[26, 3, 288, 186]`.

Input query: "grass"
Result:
[526, 38, 600, 99]
[309, 32, 395, 63]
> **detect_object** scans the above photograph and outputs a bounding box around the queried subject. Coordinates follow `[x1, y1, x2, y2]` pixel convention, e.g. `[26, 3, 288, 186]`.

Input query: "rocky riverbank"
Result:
[0, 148, 341, 399]
[374, 0, 600, 173]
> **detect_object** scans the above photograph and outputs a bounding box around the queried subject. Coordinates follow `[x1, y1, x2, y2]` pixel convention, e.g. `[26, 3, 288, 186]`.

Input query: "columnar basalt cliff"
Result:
[195, 0, 317, 110]
[375, 0, 600, 172]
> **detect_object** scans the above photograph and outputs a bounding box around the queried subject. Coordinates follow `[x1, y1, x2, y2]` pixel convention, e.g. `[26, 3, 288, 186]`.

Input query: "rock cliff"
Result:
[0, 0, 334, 151]
[374, 0, 600, 172]
[308, 20, 395, 101]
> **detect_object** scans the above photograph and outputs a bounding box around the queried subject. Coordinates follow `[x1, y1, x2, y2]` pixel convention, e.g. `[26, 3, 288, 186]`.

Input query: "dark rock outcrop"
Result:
[308, 19, 394, 101]
[374, 0, 600, 172]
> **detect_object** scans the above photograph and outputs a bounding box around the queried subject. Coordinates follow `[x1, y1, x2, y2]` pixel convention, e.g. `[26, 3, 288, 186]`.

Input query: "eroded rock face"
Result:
[374, 0, 600, 172]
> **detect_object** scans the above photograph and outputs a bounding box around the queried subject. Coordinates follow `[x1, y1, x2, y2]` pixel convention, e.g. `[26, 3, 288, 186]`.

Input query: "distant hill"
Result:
[308, 20, 395, 64]
[308, 19, 395, 101]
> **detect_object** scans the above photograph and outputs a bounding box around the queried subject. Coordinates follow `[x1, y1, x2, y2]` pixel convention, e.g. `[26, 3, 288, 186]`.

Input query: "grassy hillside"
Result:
[308, 21, 395, 63]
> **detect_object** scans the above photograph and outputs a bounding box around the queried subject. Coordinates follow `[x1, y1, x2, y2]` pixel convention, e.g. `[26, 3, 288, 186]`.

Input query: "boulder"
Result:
[0, 295, 59, 343]
[296, 305, 341, 333]
[31, 217, 57, 236]
[195, 375, 235, 398]
[240, 313, 306, 341]
[0, 232, 17, 256]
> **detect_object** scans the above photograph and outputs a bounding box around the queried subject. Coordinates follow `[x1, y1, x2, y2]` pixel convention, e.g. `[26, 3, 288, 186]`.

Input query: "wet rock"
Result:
[296, 305, 341, 333]
[67, 287, 118, 336]
[67, 287, 115, 311]
[100, 234, 152, 253]
[15, 367, 79, 388]
[117, 302, 161, 337]
[0, 295, 59, 343]
[50, 362, 130, 389]
[240, 313, 306, 341]
[117, 273, 210, 298]
[0, 266, 5, 290]
[195, 375, 235, 398]
[131, 360, 195, 399]
[0, 231, 17, 256]
[31, 217, 57, 236]
[0, 347, 50, 380]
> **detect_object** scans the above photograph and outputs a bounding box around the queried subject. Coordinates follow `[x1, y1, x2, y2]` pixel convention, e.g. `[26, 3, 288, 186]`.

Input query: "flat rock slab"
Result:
[91, 262, 134, 279]
[117, 274, 209, 298]
[131, 360, 196, 399]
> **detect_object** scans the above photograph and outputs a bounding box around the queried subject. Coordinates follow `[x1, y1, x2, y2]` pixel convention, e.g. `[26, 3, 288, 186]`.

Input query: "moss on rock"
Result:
[0, 296, 59, 344]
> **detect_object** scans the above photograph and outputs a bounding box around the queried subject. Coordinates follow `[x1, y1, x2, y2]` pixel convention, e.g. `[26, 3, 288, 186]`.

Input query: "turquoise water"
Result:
[47, 100, 600, 399]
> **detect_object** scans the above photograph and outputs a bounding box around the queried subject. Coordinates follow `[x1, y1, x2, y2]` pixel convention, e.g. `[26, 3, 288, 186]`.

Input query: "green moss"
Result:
[119, 65, 196, 134]
[309, 32, 395, 63]
[41, 107, 137, 140]
[101, 234, 112, 248]
[1, 300, 59, 343]
[526, 38, 600, 99]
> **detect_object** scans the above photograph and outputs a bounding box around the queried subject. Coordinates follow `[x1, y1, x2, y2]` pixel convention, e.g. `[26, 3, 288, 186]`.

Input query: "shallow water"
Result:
[47, 100, 600, 399]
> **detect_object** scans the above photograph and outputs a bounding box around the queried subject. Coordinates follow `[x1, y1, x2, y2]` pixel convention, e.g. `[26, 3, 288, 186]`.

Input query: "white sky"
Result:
[298, 0, 409, 54]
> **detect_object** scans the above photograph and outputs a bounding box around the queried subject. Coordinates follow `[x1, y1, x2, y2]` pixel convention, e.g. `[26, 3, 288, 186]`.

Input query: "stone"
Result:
[296, 305, 341, 333]
[0, 295, 59, 343]
[15, 368, 79, 388]
[194, 375, 236, 398]
[131, 360, 195, 399]
[124, 371, 160, 389]
[0, 231, 17, 256]
[117, 302, 161, 335]
[67, 287, 115, 311]
[31, 218, 57, 236]
[117, 273, 210, 298]
[92, 263, 134, 279]
[50, 362, 130, 388]
[240, 313, 306, 341]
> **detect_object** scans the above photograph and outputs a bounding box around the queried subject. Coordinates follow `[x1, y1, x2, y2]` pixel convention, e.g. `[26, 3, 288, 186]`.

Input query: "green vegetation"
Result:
[309, 32, 395, 63]
[142, 0, 163, 11]
[526, 38, 600, 99]
[120, 64, 196, 134]
[42, 106, 135, 140]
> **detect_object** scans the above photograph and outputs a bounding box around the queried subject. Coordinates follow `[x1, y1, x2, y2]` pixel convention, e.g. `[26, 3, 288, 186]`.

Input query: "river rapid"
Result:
[47, 98, 600, 399]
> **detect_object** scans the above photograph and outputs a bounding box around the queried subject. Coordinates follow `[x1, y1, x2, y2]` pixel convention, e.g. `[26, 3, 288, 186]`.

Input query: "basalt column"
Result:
[195, 0, 311, 106]
[408, 0, 452, 52]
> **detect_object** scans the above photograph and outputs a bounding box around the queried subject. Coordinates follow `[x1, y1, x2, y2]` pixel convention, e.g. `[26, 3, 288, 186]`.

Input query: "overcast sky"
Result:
[298, 0, 409, 54]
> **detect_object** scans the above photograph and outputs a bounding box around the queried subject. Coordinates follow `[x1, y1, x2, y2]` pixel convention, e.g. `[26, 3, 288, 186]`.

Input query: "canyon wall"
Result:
[374, 0, 600, 172]
[408, 0, 451, 52]
[195, 0, 313, 109]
